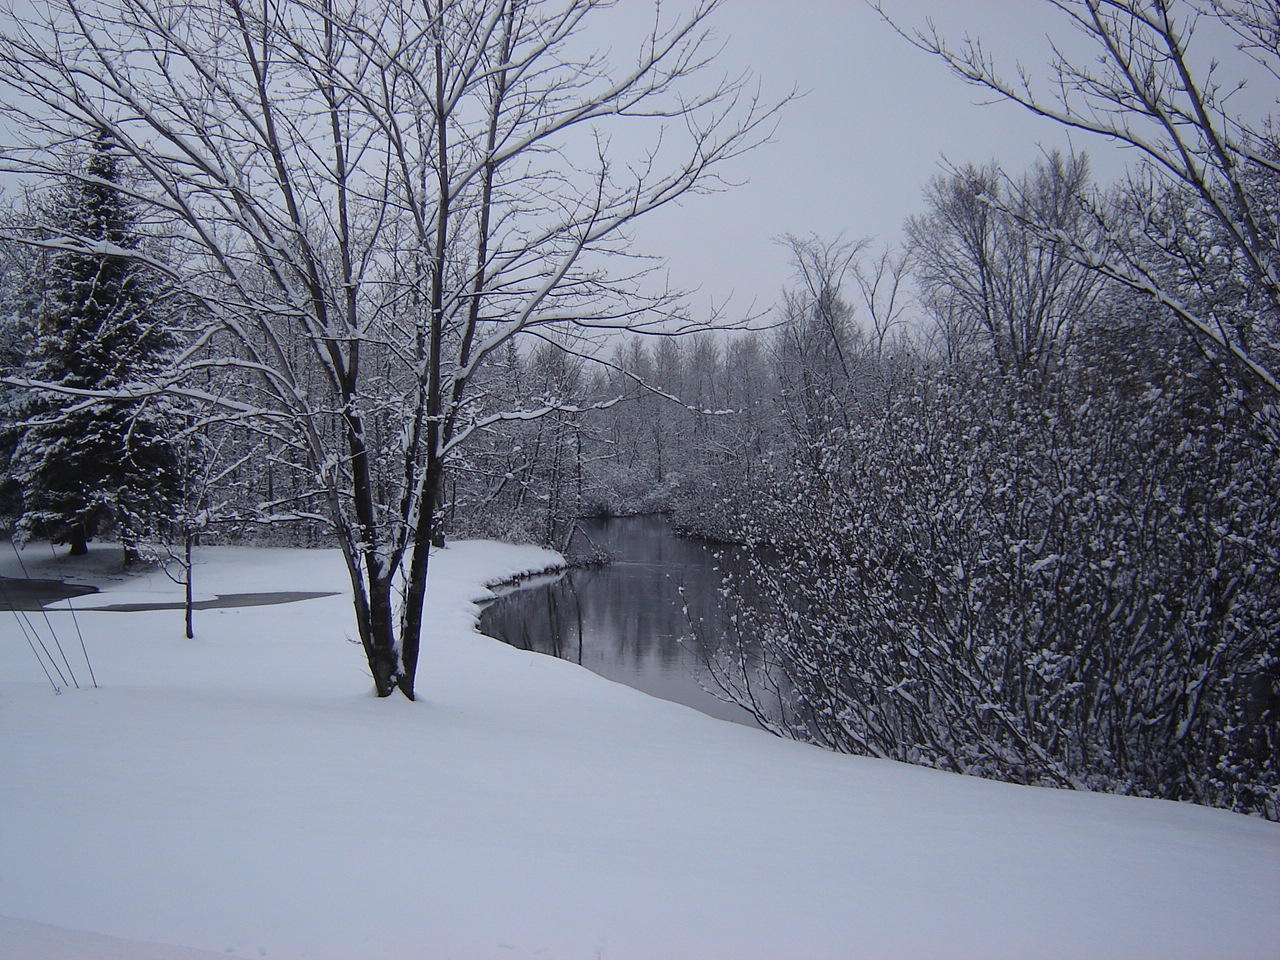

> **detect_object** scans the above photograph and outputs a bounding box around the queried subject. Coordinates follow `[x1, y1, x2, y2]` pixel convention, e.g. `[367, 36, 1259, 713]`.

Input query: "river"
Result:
[477, 515, 758, 725]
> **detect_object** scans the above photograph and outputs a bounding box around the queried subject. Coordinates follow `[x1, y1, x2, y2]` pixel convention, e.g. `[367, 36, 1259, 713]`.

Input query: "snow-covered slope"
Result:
[2, 541, 1277, 960]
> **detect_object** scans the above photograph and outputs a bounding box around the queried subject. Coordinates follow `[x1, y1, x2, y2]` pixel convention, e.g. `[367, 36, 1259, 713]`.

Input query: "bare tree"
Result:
[907, 153, 1104, 376]
[851, 244, 912, 360]
[772, 234, 867, 444]
[875, 0, 1280, 406]
[0, 0, 783, 698]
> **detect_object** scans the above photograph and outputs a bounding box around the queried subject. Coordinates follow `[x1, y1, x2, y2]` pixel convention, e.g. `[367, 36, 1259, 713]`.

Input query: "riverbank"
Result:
[2, 541, 1278, 959]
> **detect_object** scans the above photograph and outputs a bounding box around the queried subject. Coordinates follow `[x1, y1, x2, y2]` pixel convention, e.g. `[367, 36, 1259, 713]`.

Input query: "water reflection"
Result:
[478, 515, 756, 725]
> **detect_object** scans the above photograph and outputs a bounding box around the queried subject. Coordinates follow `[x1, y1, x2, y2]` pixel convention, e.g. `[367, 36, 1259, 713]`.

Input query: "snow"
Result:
[2, 541, 1278, 960]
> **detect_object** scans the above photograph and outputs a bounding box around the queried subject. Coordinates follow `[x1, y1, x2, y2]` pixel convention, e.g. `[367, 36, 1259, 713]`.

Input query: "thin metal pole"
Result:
[37, 541, 79, 689]
[10, 540, 80, 688]
[21, 538, 96, 688]
[16, 620, 62, 693]
[1, 581, 64, 693]
[66, 594, 97, 689]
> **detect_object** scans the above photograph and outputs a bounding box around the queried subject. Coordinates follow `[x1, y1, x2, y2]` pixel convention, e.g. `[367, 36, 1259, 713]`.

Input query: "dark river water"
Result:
[478, 515, 757, 725]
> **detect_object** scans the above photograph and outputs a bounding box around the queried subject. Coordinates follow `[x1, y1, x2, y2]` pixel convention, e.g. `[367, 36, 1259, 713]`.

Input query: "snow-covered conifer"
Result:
[10, 131, 181, 557]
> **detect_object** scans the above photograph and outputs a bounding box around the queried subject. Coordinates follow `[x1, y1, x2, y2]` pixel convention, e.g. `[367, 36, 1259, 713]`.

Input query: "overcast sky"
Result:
[0, 0, 1264, 329]
[620, 0, 1267, 323]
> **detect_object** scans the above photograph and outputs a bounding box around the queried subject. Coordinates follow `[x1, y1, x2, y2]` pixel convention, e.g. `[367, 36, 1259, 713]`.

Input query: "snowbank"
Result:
[1, 541, 1277, 959]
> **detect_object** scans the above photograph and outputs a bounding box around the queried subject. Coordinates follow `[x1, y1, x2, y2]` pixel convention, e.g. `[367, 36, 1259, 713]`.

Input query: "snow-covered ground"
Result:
[1, 541, 1277, 960]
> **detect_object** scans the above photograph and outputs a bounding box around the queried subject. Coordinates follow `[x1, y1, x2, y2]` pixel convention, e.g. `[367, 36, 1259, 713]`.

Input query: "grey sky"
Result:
[0, 0, 1265, 328]
[623, 0, 1269, 323]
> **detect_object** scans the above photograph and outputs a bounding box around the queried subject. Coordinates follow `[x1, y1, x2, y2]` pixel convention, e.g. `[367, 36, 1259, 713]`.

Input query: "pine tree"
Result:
[0, 208, 38, 523]
[11, 131, 181, 557]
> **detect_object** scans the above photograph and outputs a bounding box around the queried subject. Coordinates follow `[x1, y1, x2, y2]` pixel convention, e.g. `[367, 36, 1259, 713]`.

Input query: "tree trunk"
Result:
[184, 530, 194, 640]
[365, 575, 400, 698]
[395, 549, 427, 702]
[396, 480, 441, 702]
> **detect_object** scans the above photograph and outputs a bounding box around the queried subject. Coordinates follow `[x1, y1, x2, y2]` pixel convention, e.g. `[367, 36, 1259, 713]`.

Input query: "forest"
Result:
[0, 0, 1277, 819]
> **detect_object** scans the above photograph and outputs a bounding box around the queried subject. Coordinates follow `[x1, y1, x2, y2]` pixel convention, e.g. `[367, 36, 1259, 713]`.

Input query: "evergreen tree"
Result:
[10, 132, 181, 557]
[0, 207, 38, 525]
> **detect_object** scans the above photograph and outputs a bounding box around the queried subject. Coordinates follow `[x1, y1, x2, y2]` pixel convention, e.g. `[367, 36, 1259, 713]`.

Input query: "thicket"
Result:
[712, 336, 1279, 816]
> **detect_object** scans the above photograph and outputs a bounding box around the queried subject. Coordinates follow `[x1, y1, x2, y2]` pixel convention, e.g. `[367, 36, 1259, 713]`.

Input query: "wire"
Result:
[1, 580, 64, 693]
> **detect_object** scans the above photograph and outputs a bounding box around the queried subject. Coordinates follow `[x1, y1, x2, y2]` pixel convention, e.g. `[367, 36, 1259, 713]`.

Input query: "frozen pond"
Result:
[0, 575, 333, 612]
[0, 577, 98, 611]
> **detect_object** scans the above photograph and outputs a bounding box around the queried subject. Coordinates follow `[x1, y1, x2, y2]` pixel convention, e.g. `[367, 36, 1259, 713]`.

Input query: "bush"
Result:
[719, 346, 1280, 817]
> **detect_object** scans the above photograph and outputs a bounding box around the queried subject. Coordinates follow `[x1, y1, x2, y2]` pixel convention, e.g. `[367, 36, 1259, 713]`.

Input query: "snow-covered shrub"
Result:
[719, 344, 1280, 817]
